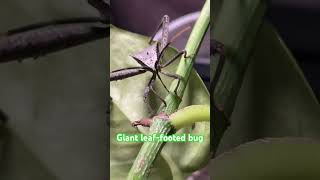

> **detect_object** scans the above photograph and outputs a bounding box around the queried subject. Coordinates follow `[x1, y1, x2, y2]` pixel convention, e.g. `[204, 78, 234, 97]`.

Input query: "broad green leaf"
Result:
[0, 1, 107, 179]
[211, 0, 267, 154]
[212, 0, 267, 117]
[0, 127, 57, 180]
[110, 26, 210, 179]
[211, 138, 320, 179]
[217, 22, 320, 154]
[211, 1, 320, 179]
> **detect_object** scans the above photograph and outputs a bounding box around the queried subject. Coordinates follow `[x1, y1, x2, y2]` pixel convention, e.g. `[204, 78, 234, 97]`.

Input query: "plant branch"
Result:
[210, 0, 267, 156]
[0, 0, 110, 64]
[127, 0, 210, 179]
[170, 105, 210, 130]
[0, 19, 108, 63]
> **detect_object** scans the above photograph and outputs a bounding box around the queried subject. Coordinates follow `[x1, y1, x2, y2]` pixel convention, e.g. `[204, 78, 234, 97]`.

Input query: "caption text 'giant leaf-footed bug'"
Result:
[110, 15, 190, 111]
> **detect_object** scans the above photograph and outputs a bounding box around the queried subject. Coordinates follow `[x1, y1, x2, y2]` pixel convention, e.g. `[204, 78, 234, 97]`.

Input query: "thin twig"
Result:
[0, 20, 108, 63]
[0, 0, 111, 63]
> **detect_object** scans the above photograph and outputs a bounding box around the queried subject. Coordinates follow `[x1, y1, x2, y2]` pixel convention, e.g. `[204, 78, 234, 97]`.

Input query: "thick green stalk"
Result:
[127, 0, 210, 179]
[170, 105, 210, 130]
[211, 0, 266, 156]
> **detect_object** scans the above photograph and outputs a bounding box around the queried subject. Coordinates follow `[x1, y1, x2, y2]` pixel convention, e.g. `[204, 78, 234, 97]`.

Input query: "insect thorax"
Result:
[131, 43, 159, 70]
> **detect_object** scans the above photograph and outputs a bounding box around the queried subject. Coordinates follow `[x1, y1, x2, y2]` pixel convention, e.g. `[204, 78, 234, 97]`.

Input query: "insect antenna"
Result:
[158, 26, 191, 62]
[170, 26, 191, 43]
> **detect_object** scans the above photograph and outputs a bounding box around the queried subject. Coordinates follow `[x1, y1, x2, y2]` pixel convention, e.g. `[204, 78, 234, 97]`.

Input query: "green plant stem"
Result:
[170, 105, 210, 130]
[127, 0, 210, 179]
[211, 0, 266, 156]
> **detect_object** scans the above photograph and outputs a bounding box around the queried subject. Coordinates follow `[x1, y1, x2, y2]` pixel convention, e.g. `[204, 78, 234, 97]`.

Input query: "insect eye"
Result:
[147, 52, 149, 55]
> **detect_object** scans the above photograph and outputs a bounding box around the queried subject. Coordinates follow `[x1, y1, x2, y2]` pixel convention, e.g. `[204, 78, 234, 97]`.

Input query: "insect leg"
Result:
[157, 25, 191, 63]
[159, 71, 183, 99]
[143, 75, 157, 113]
[144, 75, 167, 110]
[111, 66, 146, 73]
[160, 50, 187, 68]
[132, 117, 152, 127]
[155, 73, 170, 93]
[110, 68, 147, 81]
[150, 86, 167, 107]
[158, 42, 171, 61]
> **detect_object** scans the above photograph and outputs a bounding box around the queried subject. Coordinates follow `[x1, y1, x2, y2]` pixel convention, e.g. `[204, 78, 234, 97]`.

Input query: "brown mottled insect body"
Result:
[131, 43, 159, 71]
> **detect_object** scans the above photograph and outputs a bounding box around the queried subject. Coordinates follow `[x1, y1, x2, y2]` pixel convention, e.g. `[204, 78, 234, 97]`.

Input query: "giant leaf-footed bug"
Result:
[110, 15, 190, 109]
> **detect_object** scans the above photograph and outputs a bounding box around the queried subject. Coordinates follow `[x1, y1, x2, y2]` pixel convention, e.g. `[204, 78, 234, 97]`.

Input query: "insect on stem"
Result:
[110, 15, 190, 112]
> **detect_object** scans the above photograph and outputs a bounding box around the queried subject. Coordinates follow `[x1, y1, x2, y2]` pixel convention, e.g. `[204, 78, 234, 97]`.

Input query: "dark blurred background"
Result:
[267, 1, 320, 100]
[111, 0, 320, 100]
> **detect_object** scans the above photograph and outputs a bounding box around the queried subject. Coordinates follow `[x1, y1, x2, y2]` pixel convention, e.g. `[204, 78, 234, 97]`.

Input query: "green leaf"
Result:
[0, 1, 108, 179]
[0, 41, 107, 179]
[0, 127, 57, 180]
[217, 22, 320, 154]
[211, 0, 267, 155]
[110, 26, 210, 179]
[212, 0, 267, 117]
[211, 138, 320, 179]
